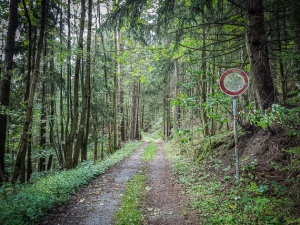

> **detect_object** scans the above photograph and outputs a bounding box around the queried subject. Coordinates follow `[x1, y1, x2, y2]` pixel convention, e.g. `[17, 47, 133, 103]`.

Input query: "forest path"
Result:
[38, 142, 148, 225]
[144, 140, 199, 225]
[38, 141, 199, 225]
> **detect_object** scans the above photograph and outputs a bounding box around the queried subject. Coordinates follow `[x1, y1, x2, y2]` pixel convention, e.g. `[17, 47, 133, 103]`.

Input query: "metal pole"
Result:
[232, 96, 239, 181]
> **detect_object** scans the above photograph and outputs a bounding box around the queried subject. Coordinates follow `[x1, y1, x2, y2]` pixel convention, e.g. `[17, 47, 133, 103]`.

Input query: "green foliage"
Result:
[286, 90, 300, 105]
[166, 141, 299, 225]
[142, 142, 157, 161]
[171, 93, 198, 109]
[143, 129, 162, 141]
[174, 129, 192, 143]
[243, 104, 300, 136]
[115, 170, 147, 225]
[0, 141, 143, 225]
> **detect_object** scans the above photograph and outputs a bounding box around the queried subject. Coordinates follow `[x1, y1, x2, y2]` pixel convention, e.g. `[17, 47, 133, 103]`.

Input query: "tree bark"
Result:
[48, 57, 56, 170]
[290, 0, 300, 85]
[117, 30, 125, 143]
[58, 0, 65, 167]
[201, 23, 209, 136]
[38, 45, 47, 172]
[135, 81, 140, 140]
[11, 0, 47, 183]
[100, 29, 112, 154]
[247, 0, 278, 110]
[113, 28, 119, 151]
[173, 59, 181, 129]
[26, 133, 32, 182]
[130, 82, 137, 140]
[0, 0, 20, 183]
[73, 0, 89, 167]
[65, 0, 85, 169]
[22, 0, 33, 182]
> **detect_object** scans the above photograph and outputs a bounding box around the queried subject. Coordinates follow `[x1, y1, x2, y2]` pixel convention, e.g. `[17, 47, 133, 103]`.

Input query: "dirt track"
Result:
[38, 141, 199, 225]
[144, 141, 199, 224]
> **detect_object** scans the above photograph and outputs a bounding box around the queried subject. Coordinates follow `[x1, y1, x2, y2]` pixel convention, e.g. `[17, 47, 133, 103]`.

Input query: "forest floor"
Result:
[38, 141, 199, 225]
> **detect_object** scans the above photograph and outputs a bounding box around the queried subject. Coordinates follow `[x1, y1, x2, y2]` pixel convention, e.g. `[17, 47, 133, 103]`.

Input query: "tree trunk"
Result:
[135, 81, 140, 140]
[74, 0, 90, 167]
[247, 0, 278, 110]
[48, 57, 55, 170]
[201, 23, 209, 136]
[22, 0, 32, 182]
[100, 29, 112, 154]
[65, 0, 85, 169]
[82, 90, 91, 161]
[173, 59, 181, 130]
[166, 76, 171, 137]
[38, 45, 47, 172]
[130, 82, 137, 140]
[11, 0, 47, 183]
[26, 133, 32, 182]
[92, 83, 99, 162]
[59, 1, 65, 167]
[117, 30, 125, 143]
[113, 28, 119, 151]
[290, 0, 300, 85]
[64, 0, 71, 163]
[0, 0, 19, 183]
[101, 118, 104, 160]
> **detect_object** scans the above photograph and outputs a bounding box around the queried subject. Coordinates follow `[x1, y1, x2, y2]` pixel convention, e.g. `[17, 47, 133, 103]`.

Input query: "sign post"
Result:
[219, 68, 249, 181]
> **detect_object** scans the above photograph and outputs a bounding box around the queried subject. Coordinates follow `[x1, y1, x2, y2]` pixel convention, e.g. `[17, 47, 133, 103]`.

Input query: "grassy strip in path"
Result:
[115, 142, 158, 224]
[142, 141, 157, 161]
[0, 141, 143, 225]
[115, 167, 147, 225]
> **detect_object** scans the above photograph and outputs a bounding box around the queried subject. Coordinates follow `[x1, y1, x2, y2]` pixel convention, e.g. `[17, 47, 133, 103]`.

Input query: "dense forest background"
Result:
[1, 0, 300, 186]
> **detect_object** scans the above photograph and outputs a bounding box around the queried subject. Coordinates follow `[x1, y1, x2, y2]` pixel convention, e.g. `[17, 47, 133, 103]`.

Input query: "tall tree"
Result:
[65, 0, 86, 169]
[0, 0, 20, 183]
[76, 0, 92, 165]
[38, 45, 47, 172]
[247, 0, 278, 110]
[11, 0, 47, 183]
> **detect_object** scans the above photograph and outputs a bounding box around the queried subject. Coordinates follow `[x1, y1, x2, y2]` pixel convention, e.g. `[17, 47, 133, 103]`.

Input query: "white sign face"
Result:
[220, 69, 249, 96]
[224, 72, 245, 93]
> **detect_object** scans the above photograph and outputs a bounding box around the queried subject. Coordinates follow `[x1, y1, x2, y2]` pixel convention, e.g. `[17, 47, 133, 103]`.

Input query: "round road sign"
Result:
[220, 68, 249, 96]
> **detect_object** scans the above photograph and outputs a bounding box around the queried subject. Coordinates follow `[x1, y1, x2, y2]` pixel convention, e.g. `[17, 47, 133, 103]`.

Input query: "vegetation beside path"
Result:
[0, 141, 143, 225]
[166, 133, 300, 225]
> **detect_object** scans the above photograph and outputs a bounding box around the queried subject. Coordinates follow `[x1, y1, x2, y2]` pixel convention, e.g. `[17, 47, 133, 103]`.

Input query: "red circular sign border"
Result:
[220, 68, 249, 96]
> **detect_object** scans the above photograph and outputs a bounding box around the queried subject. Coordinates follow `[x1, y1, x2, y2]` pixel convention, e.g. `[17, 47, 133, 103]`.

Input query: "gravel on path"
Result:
[38, 142, 148, 225]
[144, 141, 200, 225]
[38, 140, 200, 225]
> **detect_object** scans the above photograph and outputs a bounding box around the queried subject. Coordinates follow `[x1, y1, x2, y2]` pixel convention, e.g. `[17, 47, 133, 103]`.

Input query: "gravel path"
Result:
[38, 140, 199, 225]
[144, 141, 199, 225]
[38, 142, 148, 225]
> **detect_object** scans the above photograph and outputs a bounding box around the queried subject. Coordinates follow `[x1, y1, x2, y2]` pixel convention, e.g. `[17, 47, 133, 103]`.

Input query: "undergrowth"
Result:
[0, 141, 143, 225]
[166, 137, 300, 225]
[115, 167, 147, 225]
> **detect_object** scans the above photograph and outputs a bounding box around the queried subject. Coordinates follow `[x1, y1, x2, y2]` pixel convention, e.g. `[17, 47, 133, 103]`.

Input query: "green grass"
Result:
[115, 141, 158, 225]
[142, 141, 157, 161]
[115, 168, 147, 225]
[0, 141, 143, 225]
